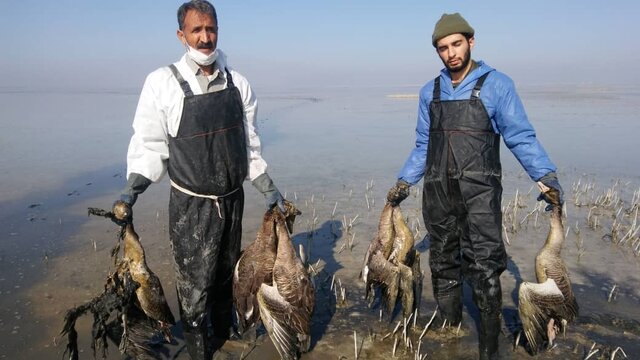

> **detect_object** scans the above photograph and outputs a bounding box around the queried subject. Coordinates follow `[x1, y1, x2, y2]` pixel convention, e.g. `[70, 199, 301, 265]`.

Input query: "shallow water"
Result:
[0, 84, 639, 359]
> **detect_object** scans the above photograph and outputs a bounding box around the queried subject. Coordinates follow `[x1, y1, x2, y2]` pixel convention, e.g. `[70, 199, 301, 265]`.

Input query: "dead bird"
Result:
[60, 264, 160, 360]
[390, 206, 420, 320]
[388, 206, 414, 265]
[233, 201, 301, 336]
[104, 201, 175, 335]
[361, 203, 398, 311]
[518, 188, 579, 353]
[61, 201, 176, 356]
[257, 209, 315, 360]
[362, 204, 422, 320]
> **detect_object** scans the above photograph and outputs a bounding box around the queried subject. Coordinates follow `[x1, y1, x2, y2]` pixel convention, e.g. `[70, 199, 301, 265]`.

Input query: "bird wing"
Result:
[258, 283, 300, 360]
[233, 254, 257, 329]
[518, 279, 565, 353]
[361, 234, 380, 283]
[390, 206, 414, 265]
[272, 261, 315, 336]
[540, 258, 579, 322]
[367, 250, 400, 314]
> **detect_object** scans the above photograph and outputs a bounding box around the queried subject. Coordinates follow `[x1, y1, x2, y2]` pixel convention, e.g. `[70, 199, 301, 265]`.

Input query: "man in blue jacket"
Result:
[386, 13, 563, 360]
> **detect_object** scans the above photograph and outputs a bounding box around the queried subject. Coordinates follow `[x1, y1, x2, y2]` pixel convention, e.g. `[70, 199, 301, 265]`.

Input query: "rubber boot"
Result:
[211, 299, 234, 340]
[183, 324, 213, 360]
[478, 312, 501, 360]
[433, 277, 462, 326]
[472, 275, 503, 360]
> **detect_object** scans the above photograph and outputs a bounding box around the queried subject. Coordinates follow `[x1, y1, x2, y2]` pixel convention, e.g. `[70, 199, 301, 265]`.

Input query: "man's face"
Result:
[177, 10, 218, 55]
[436, 33, 474, 73]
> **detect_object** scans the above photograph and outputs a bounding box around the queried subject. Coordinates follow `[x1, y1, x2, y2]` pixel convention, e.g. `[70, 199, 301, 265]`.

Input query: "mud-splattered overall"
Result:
[167, 64, 246, 359]
[423, 72, 507, 360]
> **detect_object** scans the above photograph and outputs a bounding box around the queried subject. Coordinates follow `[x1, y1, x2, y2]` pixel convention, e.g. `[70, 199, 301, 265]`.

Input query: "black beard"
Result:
[445, 48, 471, 74]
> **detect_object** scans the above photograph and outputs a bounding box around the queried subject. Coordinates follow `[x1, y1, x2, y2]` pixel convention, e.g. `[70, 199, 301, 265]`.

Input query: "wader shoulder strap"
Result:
[471, 72, 490, 99]
[224, 68, 236, 89]
[168, 64, 194, 97]
[432, 76, 441, 101]
[433, 72, 490, 100]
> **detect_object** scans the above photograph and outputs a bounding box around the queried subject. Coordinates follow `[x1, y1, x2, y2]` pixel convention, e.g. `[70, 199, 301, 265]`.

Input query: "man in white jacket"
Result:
[119, 1, 286, 358]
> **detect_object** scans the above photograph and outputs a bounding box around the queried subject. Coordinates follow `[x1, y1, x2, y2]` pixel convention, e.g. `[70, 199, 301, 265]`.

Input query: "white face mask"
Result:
[185, 44, 218, 66]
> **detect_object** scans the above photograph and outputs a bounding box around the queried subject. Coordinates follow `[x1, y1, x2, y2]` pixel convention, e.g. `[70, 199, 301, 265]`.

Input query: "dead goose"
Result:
[257, 209, 315, 360]
[361, 203, 400, 314]
[390, 206, 419, 319]
[233, 201, 301, 335]
[518, 189, 578, 353]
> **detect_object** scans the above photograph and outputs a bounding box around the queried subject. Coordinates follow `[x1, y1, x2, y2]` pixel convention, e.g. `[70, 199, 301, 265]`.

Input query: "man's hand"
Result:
[537, 172, 564, 210]
[252, 173, 285, 212]
[119, 173, 152, 207]
[387, 180, 411, 206]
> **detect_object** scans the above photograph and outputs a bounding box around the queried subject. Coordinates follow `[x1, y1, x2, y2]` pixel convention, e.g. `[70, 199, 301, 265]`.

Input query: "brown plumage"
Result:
[389, 206, 414, 265]
[518, 189, 579, 353]
[362, 204, 422, 320]
[257, 209, 315, 360]
[111, 201, 175, 329]
[233, 201, 300, 334]
[361, 203, 399, 313]
[391, 207, 418, 319]
[61, 202, 175, 359]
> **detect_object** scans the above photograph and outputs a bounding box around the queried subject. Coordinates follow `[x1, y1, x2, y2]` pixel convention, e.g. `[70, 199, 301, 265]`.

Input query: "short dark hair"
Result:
[177, 0, 218, 30]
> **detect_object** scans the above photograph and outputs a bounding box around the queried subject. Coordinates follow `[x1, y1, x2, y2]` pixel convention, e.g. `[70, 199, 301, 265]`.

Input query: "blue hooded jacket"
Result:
[398, 61, 556, 185]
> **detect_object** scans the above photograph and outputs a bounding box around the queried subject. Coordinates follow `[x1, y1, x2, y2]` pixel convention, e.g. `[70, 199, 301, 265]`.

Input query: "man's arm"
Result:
[397, 88, 432, 185]
[232, 69, 284, 210]
[233, 69, 267, 182]
[388, 85, 432, 205]
[121, 73, 170, 204]
[491, 73, 563, 204]
[492, 74, 556, 181]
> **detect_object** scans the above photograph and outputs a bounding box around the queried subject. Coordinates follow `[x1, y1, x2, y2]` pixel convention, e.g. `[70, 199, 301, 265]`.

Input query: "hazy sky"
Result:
[1, 1, 637, 90]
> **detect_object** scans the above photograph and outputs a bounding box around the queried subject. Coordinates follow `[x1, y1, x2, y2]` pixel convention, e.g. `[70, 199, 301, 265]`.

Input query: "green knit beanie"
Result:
[432, 13, 474, 47]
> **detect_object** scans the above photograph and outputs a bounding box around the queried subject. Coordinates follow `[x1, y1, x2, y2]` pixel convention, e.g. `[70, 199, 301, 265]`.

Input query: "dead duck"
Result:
[97, 202, 175, 338]
[113, 202, 175, 331]
[233, 201, 301, 335]
[361, 203, 400, 314]
[518, 189, 578, 353]
[257, 209, 315, 360]
[60, 202, 176, 359]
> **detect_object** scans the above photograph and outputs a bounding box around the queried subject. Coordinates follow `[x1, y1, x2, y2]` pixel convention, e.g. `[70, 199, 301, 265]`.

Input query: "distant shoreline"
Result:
[386, 94, 418, 99]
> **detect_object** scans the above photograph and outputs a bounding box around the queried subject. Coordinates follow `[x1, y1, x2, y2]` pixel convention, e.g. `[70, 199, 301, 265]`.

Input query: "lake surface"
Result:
[0, 83, 638, 359]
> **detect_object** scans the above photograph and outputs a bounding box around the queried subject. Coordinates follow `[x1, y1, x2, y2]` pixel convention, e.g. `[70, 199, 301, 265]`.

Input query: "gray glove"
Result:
[252, 173, 285, 211]
[537, 171, 564, 210]
[387, 179, 411, 206]
[119, 172, 152, 206]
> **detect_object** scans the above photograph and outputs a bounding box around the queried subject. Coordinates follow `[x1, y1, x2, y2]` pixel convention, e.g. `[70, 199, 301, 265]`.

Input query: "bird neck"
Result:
[123, 223, 145, 262]
[276, 227, 296, 262]
[545, 205, 565, 250]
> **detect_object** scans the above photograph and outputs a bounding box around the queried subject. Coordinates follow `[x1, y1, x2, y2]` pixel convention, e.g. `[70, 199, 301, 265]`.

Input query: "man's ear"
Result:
[177, 30, 185, 45]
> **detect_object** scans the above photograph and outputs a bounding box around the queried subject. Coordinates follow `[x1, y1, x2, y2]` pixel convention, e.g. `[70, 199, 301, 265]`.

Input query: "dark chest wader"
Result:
[422, 73, 506, 360]
[167, 65, 246, 358]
